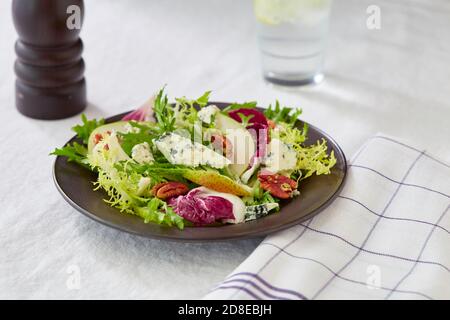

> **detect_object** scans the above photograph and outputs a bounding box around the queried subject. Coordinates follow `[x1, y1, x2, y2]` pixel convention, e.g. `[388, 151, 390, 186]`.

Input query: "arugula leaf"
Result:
[72, 114, 105, 144]
[154, 87, 176, 133]
[117, 123, 159, 156]
[117, 161, 188, 183]
[194, 90, 211, 107]
[117, 132, 153, 156]
[234, 113, 255, 127]
[50, 142, 90, 169]
[131, 163, 189, 182]
[264, 101, 302, 126]
[222, 101, 257, 113]
[135, 198, 184, 229]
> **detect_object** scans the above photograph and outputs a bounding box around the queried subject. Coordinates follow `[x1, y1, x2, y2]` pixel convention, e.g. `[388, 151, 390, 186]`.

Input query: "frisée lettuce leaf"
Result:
[271, 118, 335, 180]
[95, 166, 184, 229]
[50, 114, 105, 168]
[50, 142, 90, 169]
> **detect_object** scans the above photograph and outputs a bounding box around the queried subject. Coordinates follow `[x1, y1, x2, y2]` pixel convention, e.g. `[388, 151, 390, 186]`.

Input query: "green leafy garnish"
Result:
[174, 90, 212, 128]
[95, 164, 185, 229]
[124, 162, 189, 183]
[274, 122, 309, 146]
[222, 101, 257, 113]
[272, 120, 335, 179]
[117, 123, 159, 156]
[135, 198, 184, 229]
[154, 87, 176, 133]
[175, 91, 211, 109]
[295, 139, 337, 180]
[50, 114, 103, 169]
[264, 101, 302, 127]
[72, 114, 105, 144]
[50, 142, 90, 169]
[235, 113, 255, 128]
[118, 132, 154, 156]
[243, 180, 280, 207]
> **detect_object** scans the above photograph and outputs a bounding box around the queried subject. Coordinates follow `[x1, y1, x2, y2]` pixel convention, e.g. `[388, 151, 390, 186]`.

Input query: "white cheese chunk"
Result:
[154, 133, 230, 169]
[197, 105, 220, 124]
[124, 122, 141, 134]
[263, 138, 297, 173]
[131, 142, 154, 164]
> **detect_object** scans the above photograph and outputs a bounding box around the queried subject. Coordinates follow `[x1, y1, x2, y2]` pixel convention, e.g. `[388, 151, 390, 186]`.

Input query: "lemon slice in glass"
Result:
[253, 0, 331, 25]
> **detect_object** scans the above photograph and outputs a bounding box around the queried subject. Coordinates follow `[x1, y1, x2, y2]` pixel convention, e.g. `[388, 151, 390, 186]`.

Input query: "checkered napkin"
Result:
[204, 135, 450, 300]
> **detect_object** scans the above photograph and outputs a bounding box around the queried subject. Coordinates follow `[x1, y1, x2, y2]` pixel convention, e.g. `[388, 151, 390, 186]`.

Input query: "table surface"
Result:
[1, 0, 449, 299]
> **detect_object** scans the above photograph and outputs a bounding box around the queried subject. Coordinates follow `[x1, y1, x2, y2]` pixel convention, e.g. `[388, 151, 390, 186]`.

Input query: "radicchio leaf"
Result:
[168, 188, 234, 225]
[122, 96, 156, 122]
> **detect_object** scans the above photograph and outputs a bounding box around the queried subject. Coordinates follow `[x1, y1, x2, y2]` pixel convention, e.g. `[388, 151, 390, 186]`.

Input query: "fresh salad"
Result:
[51, 87, 336, 229]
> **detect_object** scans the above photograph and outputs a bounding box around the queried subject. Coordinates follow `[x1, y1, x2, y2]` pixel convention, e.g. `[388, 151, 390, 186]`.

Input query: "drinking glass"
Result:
[253, 0, 333, 86]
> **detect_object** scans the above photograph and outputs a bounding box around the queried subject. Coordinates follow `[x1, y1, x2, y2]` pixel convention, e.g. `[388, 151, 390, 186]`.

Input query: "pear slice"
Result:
[87, 121, 129, 154]
[214, 113, 256, 178]
[88, 131, 130, 170]
[182, 170, 253, 197]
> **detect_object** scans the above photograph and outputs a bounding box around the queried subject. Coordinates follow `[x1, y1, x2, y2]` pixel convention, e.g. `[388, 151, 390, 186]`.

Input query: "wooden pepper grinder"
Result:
[12, 0, 86, 119]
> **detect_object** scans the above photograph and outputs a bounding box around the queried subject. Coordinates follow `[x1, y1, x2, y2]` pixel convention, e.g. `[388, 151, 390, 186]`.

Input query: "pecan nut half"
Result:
[258, 173, 298, 199]
[151, 182, 189, 200]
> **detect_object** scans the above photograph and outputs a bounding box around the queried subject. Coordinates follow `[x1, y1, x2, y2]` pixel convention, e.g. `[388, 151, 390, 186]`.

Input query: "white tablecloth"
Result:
[0, 0, 449, 299]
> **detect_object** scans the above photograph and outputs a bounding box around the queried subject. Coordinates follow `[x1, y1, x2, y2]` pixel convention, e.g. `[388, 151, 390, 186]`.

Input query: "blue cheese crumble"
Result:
[154, 132, 231, 168]
[197, 105, 220, 124]
[131, 142, 154, 164]
[263, 138, 297, 173]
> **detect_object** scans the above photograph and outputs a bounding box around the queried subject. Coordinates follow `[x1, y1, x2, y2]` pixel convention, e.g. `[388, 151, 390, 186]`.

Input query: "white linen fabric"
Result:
[205, 135, 450, 300]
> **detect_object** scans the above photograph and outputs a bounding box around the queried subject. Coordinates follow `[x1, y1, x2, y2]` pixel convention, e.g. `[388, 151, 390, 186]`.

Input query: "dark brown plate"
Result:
[53, 103, 347, 241]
